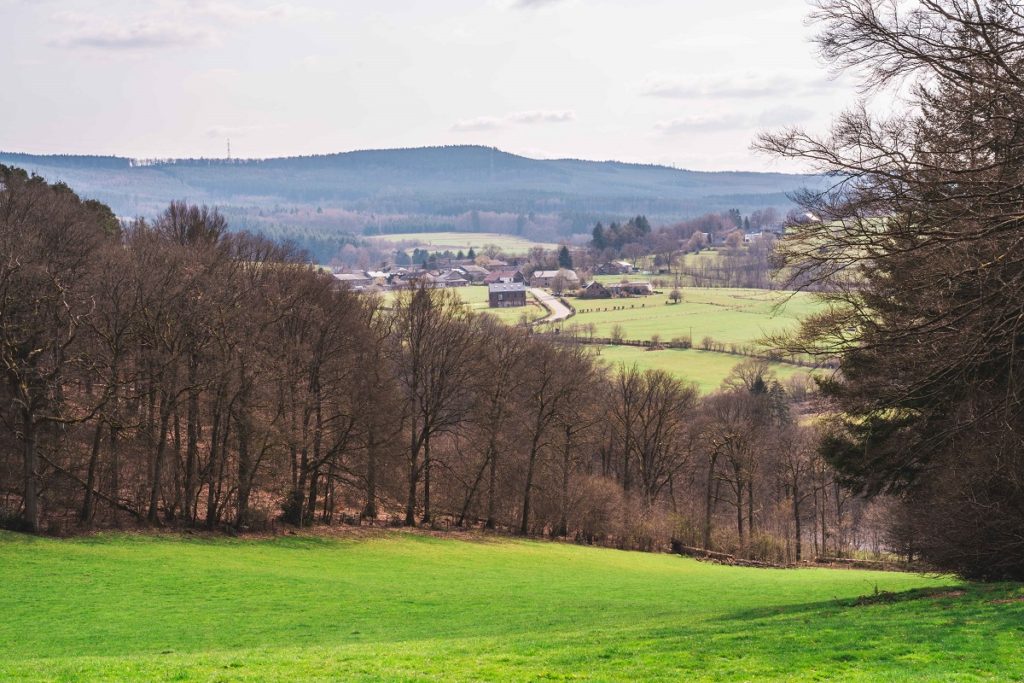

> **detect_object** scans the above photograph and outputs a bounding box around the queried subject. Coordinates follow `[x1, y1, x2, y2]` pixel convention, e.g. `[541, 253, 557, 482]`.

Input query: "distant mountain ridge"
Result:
[0, 146, 821, 259]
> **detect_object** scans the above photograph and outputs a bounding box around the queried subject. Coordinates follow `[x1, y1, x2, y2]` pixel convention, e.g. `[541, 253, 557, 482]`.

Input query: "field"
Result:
[369, 231, 558, 255]
[1, 531, 1021, 681]
[560, 287, 821, 346]
[382, 285, 547, 325]
[546, 286, 824, 390]
[592, 346, 814, 394]
[456, 284, 547, 324]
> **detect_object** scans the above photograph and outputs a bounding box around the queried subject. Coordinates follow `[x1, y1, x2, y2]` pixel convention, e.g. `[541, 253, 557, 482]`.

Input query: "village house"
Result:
[488, 282, 527, 308]
[483, 269, 525, 285]
[530, 268, 579, 289]
[607, 280, 654, 296]
[595, 260, 635, 276]
[437, 270, 469, 287]
[333, 272, 373, 289]
[479, 257, 509, 270]
[579, 281, 611, 299]
[460, 264, 490, 283]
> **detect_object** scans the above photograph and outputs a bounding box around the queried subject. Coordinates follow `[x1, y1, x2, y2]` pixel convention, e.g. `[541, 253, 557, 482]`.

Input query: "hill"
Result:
[0, 146, 822, 256]
[2, 531, 1019, 681]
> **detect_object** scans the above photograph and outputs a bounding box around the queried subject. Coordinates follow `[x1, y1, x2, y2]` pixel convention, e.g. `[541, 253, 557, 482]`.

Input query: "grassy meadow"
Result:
[592, 345, 813, 394]
[561, 287, 820, 346]
[545, 286, 824, 390]
[456, 284, 547, 324]
[0, 531, 1020, 681]
[382, 284, 547, 325]
[369, 231, 558, 255]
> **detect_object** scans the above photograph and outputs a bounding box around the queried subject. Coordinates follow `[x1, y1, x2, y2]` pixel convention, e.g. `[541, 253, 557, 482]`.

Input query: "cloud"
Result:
[49, 2, 324, 51]
[51, 22, 214, 49]
[507, 109, 576, 124]
[205, 124, 267, 139]
[510, 0, 568, 7]
[756, 105, 815, 127]
[451, 116, 506, 132]
[193, 2, 329, 23]
[655, 105, 817, 135]
[640, 73, 838, 100]
[654, 113, 749, 134]
[452, 110, 576, 132]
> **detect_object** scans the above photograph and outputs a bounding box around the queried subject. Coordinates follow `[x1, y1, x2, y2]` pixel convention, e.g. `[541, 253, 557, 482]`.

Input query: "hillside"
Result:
[2, 531, 1018, 681]
[0, 146, 821, 242]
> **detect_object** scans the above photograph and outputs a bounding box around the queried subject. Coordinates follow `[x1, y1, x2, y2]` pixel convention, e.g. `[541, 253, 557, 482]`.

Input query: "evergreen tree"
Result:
[558, 245, 573, 269]
[591, 222, 606, 250]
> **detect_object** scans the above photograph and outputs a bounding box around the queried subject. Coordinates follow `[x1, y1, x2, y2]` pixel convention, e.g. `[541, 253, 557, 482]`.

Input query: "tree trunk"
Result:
[520, 429, 543, 536]
[556, 427, 572, 538]
[361, 429, 378, 520]
[235, 414, 254, 529]
[485, 433, 498, 530]
[457, 451, 490, 528]
[421, 434, 432, 525]
[793, 485, 803, 562]
[405, 419, 421, 526]
[183, 359, 200, 525]
[147, 398, 172, 524]
[22, 412, 40, 534]
[702, 454, 718, 549]
[81, 420, 105, 522]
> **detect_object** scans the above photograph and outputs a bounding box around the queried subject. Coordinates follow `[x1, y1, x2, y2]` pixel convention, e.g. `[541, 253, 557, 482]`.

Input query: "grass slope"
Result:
[1, 531, 1020, 681]
[593, 346, 811, 394]
[565, 287, 820, 346]
[381, 285, 547, 325]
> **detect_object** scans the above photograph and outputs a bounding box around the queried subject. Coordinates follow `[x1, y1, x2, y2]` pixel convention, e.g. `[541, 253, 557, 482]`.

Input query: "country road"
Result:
[530, 288, 573, 324]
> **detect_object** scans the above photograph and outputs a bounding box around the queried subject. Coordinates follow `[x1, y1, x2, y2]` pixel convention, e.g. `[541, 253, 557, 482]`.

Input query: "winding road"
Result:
[530, 288, 573, 324]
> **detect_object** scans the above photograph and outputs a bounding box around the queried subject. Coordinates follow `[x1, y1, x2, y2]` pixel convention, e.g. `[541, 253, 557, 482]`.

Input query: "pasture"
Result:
[559, 287, 821, 347]
[369, 231, 558, 255]
[0, 531, 1020, 681]
[592, 345, 813, 394]
[383, 285, 547, 325]
[456, 284, 547, 324]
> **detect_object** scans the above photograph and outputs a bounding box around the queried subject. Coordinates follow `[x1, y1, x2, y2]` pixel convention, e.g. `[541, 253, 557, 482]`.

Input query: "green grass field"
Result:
[456, 284, 547, 324]
[0, 531, 1020, 681]
[563, 287, 820, 347]
[382, 285, 547, 325]
[369, 232, 558, 255]
[592, 346, 813, 394]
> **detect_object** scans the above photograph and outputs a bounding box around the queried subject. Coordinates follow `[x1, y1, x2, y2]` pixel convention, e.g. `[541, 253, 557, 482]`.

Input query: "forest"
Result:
[0, 147, 820, 261]
[0, 165, 869, 566]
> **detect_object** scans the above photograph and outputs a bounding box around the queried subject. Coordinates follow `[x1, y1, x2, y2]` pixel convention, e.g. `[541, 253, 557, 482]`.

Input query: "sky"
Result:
[0, 0, 860, 172]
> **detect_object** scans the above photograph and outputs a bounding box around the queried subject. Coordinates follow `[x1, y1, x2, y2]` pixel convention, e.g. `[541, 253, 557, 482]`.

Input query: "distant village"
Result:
[331, 251, 661, 310]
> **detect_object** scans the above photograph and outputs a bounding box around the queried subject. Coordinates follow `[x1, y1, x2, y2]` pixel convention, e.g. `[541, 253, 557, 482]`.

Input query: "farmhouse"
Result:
[530, 269, 579, 289]
[437, 270, 469, 287]
[333, 272, 373, 289]
[607, 281, 654, 296]
[488, 282, 527, 308]
[484, 269, 525, 285]
[479, 257, 509, 270]
[595, 261, 634, 275]
[460, 264, 490, 283]
[579, 281, 611, 299]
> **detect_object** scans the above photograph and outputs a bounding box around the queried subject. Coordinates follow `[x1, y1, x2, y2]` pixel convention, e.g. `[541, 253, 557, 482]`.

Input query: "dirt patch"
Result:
[990, 596, 1024, 605]
[851, 588, 967, 607]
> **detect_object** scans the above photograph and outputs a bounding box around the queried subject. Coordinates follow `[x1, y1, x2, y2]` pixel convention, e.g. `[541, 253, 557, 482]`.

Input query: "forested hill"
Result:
[0, 146, 821, 254]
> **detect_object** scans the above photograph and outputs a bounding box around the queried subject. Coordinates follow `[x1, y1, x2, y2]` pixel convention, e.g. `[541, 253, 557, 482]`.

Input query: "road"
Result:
[530, 288, 573, 324]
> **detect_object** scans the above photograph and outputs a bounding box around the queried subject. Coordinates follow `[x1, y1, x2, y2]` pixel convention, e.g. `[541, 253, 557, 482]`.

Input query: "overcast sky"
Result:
[0, 0, 858, 171]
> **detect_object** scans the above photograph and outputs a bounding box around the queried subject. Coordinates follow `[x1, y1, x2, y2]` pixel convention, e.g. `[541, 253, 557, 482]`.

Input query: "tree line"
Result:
[1, 166, 883, 563]
[758, 0, 1024, 580]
